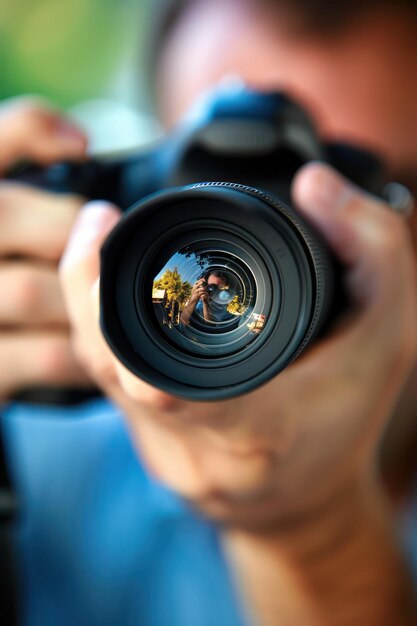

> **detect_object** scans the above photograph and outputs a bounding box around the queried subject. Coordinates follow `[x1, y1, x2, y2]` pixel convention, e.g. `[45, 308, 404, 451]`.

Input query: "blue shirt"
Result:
[194, 300, 233, 323]
[2, 400, 248, 626]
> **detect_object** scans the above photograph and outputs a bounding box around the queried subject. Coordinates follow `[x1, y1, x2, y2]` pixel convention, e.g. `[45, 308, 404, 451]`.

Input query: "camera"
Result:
[13, 85, 385, 400]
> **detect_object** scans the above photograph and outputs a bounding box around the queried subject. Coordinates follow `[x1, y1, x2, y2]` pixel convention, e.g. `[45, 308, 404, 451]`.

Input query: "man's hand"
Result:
[181, 278, 208, 324]
[59, 163, 417, 523]
[190, 278, 208, 304]
[60, 163, 417, 625]
[0, 98, 91, 399]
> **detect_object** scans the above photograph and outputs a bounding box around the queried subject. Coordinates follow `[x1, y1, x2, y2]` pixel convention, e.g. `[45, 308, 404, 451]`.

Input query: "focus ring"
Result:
[188, 182, 333, 353]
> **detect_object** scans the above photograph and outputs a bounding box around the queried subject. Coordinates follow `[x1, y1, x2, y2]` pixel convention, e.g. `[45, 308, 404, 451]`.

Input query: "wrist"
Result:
[224, 478, 416, 626]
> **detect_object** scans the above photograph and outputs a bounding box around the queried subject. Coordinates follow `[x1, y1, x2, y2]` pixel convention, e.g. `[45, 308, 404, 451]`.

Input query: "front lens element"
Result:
[151, 241, 269, 357]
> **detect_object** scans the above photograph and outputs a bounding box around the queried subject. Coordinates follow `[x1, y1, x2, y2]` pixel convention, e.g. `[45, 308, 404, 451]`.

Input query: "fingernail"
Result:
[294, 163, 356, 214]
[69, 202, 120, 248]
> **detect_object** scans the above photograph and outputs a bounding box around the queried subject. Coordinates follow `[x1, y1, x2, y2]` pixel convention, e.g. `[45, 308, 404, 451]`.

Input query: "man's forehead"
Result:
[208, 274, 226, 284]
[156, 0, 417, 174]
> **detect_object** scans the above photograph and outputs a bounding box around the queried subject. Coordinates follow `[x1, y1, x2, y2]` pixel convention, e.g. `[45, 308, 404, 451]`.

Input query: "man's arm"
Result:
[225, 483, 416, 626]
[202, 300, 213, 322]
[180, 279, 207, 324]
[59, 163, 417, 624]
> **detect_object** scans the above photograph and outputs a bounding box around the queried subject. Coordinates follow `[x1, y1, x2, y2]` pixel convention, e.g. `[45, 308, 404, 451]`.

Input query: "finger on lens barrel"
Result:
[292, 162, 413, 304]
[59, 202, 121, 358]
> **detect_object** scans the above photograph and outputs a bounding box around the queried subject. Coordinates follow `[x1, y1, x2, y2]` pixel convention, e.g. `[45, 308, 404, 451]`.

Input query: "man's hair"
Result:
[203, 270, 228, 283]
[153, 0, 416, 49]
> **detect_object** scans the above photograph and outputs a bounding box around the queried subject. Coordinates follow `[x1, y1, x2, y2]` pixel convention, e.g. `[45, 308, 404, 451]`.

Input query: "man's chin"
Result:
[186, 491, 287, 532]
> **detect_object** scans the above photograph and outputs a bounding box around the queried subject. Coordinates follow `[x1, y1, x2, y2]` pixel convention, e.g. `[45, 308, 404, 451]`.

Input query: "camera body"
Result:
[98, 87, 384, 400]
[13, 85, 385, 401]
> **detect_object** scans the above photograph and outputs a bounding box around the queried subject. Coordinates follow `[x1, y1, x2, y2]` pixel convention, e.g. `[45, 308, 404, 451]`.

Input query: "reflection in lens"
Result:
[151, 242, 269, 357]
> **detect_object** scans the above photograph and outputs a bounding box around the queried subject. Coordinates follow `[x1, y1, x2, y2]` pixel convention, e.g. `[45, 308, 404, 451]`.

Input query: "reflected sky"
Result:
[154, 251, 208, 282]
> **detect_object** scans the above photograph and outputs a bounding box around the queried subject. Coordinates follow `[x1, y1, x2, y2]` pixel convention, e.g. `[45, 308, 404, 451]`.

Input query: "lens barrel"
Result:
[100, 183, 334, 401]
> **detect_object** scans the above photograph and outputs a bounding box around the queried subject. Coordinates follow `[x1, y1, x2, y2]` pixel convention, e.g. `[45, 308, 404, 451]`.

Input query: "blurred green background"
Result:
[0, 0, 157, 150]
[0, 0, 147, 106]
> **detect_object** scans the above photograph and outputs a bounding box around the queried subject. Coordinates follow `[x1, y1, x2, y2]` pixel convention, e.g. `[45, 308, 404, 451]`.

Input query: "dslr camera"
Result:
[15, 85, 385, 400]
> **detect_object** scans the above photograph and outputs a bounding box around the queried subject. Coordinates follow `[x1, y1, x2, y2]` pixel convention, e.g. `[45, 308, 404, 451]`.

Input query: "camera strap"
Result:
[0, 419, 18, 625]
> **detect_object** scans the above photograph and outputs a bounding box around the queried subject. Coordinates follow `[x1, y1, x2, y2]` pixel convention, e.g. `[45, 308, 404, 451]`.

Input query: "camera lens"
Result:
[100, 183, 334, 400]
[151, 244, 266, 357]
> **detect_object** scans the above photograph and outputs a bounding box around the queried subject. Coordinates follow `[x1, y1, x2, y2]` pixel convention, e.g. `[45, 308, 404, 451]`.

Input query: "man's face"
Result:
[157, 0, 417, 183]
[207, 274, 227, 288]
[206, 274, 227, 303]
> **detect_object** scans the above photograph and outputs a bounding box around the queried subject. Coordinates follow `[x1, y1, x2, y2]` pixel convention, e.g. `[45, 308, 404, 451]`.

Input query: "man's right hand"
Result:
[190, 278, 208, 304]
[0, 98, 91, 399]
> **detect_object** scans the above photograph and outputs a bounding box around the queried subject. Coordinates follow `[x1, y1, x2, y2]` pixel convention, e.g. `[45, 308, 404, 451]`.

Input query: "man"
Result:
[181, 272, 234, 325]
[3, 0, 417, 625]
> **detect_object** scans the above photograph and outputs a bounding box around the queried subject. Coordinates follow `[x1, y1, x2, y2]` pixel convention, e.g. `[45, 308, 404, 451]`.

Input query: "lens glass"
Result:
[150, 241, 270, 357]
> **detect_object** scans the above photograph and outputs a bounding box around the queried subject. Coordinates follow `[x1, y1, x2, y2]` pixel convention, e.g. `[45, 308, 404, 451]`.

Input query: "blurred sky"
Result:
[0, 0, 160, 151]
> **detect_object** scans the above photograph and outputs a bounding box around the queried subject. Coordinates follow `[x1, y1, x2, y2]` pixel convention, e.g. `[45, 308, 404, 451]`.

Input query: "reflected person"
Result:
[181, 271, 234, 325]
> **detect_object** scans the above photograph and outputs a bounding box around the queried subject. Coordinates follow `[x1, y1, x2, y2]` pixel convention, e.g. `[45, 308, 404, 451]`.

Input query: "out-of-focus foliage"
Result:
[154, 269, 193, 308]
[0, 0, 146, 108]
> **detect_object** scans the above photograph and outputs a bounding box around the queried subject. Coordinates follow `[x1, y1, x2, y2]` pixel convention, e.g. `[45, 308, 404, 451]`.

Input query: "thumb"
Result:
[291, 162, 411, 305]
[59, 201, 121, 330]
